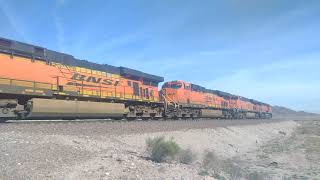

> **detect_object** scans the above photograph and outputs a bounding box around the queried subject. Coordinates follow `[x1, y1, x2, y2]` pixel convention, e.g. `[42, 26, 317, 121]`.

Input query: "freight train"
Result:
[0, 37, 272, 121]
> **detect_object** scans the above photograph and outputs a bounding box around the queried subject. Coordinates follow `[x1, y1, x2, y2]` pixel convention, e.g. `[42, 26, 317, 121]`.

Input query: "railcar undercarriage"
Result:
[0, 95, 271, 122]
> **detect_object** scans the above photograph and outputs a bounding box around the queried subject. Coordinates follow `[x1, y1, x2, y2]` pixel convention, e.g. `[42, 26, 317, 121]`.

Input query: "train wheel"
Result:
[17, 112, 26, 120]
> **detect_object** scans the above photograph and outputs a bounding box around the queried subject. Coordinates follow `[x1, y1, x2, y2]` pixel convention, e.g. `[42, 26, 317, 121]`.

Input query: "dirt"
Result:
[0, 119, 318, 180]
[231, 120, 320, 179]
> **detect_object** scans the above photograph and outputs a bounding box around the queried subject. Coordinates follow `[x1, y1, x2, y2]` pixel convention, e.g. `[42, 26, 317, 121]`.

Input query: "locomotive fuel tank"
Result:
[200, 109, 224, 118]
[246, 112, 257, 119]
[26, 98, 125, 119]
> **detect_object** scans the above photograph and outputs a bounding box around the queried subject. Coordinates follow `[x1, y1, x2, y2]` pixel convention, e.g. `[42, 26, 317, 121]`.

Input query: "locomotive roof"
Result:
[187, 82, 269, 105]
[0, 37, 164, 83]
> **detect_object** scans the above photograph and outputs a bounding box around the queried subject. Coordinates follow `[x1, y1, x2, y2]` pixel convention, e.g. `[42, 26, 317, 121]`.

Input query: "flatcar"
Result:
[0, 37, 272, 121]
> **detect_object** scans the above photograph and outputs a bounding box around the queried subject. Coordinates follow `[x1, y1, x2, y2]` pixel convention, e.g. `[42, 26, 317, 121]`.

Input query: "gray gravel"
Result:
[0, 119, 282, 179]
[2, 119, 281, 136]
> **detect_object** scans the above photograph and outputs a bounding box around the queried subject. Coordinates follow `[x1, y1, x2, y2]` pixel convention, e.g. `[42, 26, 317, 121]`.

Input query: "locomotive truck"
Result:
[0, 37, 271, 121]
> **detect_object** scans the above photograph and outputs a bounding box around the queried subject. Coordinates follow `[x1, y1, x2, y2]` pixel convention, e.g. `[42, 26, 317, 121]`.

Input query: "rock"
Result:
[269, 161, 278, 167]
[116, 158, 124, 163]
[279, 131, 286, 135]
[72, 140, 80, 144]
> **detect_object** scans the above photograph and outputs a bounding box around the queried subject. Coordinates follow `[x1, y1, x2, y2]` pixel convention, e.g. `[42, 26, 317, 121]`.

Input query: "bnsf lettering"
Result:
[102, 79, 113, 85]
[71, 73, 119, 86]
[86, 76, 101, 83]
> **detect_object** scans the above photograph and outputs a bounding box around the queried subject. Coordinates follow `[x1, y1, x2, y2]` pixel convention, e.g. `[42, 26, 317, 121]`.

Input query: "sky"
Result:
[0, 0, 319, 113]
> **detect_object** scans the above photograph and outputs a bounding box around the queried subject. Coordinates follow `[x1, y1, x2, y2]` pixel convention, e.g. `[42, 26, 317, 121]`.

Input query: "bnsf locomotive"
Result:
[0, 37, 271, 121]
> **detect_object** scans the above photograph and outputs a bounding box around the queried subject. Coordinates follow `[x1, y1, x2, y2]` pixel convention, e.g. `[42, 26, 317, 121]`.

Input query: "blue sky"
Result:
[0, 0, 319, 112]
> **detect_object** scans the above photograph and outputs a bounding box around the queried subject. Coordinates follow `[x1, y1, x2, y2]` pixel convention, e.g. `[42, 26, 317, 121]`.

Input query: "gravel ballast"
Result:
[0, 119, 300, 179]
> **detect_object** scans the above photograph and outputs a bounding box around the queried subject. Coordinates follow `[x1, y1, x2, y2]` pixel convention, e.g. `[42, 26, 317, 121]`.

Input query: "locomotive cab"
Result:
[161, 81, 184, 103]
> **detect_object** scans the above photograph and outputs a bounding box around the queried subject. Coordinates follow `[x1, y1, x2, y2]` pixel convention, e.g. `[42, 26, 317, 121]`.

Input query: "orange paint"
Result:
[162, 80, 271, 113]
[0, 53, 159, 102]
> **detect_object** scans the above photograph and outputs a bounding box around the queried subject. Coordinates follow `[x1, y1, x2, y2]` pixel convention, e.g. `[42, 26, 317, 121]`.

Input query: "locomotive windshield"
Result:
[170, 83, 182, 89]
[162, 82, 182, 89]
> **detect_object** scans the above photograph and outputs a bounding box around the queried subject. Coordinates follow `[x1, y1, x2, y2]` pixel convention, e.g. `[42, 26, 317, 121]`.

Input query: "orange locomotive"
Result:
[161, 80, 272, 119]
[0, 37, 163, 119]
[0, 37, 271, 120]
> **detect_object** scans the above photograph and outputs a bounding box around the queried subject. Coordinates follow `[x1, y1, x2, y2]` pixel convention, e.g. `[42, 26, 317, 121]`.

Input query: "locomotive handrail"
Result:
[161, 91, 179, 110]
[0, 76, 158, 104]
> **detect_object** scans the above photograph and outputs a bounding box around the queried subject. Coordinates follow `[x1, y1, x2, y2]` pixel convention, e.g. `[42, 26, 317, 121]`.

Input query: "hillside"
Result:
[272, 106, 319, 118]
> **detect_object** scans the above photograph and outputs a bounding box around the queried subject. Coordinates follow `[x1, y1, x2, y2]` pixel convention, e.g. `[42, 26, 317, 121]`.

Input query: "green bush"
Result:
[146, 136, 180, 162]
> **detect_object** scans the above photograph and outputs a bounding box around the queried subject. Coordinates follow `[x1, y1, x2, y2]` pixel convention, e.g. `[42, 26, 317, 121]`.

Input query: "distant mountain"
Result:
[272, 106, 319, 118]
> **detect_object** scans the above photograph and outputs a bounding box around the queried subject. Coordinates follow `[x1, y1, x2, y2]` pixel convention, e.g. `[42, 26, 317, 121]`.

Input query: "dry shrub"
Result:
[146, 136, 180, 163]
[178, 148, 196, 164]
[146, 136, 196, 164]
[198, 150, 226, 178]
[202, 150, 223, 174]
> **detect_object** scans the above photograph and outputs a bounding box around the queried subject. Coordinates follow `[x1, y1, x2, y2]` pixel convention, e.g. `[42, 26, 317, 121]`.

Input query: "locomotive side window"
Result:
[127, 81, 132, 87]
[162, 83, 170, 88]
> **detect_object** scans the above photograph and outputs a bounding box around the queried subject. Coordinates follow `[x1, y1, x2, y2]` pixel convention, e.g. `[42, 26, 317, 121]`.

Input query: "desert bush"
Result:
[146, 136, 180, 162]
[198, 169, 210, 176]
[245, 171, 271, 180]
[225, 163, 243, 180]
[177, 148, 196, 164]
[202, 151, 223, 172]
[199, 150, 225, 177]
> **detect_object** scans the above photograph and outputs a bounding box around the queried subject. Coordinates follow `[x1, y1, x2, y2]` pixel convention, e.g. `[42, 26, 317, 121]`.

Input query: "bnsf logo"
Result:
[70, 73, 120, 86]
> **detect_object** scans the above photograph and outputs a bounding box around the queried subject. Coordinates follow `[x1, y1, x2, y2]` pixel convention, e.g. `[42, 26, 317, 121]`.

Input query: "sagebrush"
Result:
[146, 136, 180, 162]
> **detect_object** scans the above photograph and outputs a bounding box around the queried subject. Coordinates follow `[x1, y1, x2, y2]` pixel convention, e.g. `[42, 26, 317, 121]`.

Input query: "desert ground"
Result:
[0, 118, 319, 180]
